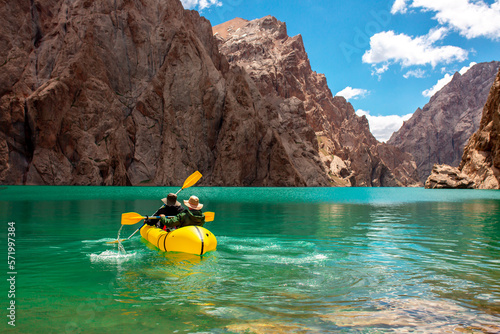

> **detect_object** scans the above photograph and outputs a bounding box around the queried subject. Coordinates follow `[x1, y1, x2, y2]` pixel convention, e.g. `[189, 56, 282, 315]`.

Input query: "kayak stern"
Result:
[140, 225, 217, 255]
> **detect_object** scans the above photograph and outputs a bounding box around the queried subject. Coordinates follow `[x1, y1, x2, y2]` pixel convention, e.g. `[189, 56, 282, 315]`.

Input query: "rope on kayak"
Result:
[194, 226, 204, 255]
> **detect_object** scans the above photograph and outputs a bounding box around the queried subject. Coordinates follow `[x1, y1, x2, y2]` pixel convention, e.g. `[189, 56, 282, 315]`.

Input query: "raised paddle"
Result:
[175, 171, 202, 195]
[106, 212, 215, 244]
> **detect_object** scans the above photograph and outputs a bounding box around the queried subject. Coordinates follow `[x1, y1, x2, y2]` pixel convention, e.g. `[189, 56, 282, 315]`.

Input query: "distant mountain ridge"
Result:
[213, 16, 421, 187]
[426, 66, 500, 189]
[388, 61, 500, 182]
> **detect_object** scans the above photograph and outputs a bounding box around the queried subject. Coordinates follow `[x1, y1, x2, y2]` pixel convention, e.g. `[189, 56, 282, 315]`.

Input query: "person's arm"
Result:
[158, 212, 184, 228]
[145, 205, 166, 226]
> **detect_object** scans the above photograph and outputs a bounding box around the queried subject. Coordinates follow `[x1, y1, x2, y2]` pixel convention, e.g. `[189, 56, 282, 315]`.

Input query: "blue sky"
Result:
[181, 0, 500, 142]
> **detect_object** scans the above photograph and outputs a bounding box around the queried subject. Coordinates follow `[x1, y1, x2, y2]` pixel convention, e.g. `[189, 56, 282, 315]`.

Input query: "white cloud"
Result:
[335, 87, 369, 101]
[371, 63, 390, 79]
[459, 61, 477, 75]
[403, 68, 426, 78]
[181, 0, 222, 10]
[356, 109, 413, 142]
[362, 28, 468, 75]
[409, 0, 500, 39]
[422, 61, 477, 97]
[391, 0, 410, 14]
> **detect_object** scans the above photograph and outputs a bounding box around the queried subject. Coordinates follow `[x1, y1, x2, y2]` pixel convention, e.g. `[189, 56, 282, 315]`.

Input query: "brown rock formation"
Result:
[459, 67, 500, 189]
[213, 16, 421, 187]
[424, 67, 500, 189]
[424, 164, 474, 189]
[0, 0, 331, 186]
[389, 61, 500, 183]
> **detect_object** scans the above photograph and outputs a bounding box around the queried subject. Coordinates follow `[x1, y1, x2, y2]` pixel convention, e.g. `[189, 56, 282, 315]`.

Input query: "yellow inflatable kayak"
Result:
[140, 225, 217, 255]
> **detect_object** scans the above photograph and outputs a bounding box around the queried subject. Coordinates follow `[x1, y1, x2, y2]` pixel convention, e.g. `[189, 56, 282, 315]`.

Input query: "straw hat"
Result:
[161, 193, 181, 206]
[184, 195, 203, 210]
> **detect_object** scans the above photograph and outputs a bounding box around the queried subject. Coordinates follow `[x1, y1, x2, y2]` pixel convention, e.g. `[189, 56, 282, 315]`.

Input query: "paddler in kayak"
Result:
[145, 193, 186, 230]
[156, 195, 206, 230]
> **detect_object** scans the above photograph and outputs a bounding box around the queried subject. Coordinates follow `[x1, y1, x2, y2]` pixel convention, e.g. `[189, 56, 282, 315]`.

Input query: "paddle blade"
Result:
[121, 212, 146, 225]
[182, 171, 202, 190]
[205, 211, 215, 222]
[106, 239, 126, 244]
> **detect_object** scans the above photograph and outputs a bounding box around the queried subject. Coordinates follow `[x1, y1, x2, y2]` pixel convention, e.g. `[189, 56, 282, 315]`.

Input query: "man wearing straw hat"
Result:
[156, 195, 206, 230]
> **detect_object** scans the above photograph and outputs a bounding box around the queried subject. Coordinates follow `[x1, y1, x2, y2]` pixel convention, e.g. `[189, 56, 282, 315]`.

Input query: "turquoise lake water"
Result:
[1, 186, 499, 333]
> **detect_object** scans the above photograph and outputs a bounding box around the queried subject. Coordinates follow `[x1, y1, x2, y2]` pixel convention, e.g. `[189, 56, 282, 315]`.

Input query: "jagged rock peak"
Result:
[389, 61, 500, 183]
[212, 17, 249, 39]
[214, 16, 288, 41]
[214, 16, 422, 187]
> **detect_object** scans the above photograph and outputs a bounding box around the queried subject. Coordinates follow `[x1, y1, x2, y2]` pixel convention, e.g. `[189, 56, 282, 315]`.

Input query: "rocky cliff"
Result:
[213, 17, 421, 187]
[388, 61, 500, 183]
[0, 0, 333, 186]
[425, 67, 500, 189]
[459, 67, 500, 189]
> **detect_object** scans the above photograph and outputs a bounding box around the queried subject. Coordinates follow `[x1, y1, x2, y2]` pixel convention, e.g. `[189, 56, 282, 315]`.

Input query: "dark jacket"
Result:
[145, 205, 185, 226]
[158, 209, 205, 229]
[154, 204, 186, 217]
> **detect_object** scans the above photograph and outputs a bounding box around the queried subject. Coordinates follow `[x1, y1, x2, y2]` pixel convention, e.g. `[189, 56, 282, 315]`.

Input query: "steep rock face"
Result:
[213, 16, 421, 187]
[388, 61, 500, 183]
[459, 67, 500, 189]
[0, 0, 330, 186]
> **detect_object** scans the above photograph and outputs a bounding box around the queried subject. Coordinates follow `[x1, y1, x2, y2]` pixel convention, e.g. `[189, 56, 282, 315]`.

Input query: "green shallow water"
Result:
[1, 186, 500, 333]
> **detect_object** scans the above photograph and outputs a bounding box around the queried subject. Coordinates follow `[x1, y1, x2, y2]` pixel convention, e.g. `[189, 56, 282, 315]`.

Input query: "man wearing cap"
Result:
[156, 195, 206, 230]
[145, 193, 186, 228]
